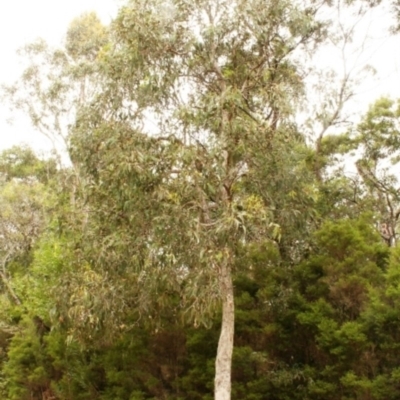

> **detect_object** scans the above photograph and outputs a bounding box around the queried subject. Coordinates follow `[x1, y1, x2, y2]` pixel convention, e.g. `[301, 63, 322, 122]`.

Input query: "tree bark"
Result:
[214, 260, 234, 400]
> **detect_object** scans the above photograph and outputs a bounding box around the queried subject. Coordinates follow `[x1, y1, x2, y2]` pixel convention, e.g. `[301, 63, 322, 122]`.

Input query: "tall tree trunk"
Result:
[214, 261, 235, 400]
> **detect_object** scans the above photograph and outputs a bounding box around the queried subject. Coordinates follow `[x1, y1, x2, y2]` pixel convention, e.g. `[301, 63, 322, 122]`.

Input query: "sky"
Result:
[0, 0, 399, 157]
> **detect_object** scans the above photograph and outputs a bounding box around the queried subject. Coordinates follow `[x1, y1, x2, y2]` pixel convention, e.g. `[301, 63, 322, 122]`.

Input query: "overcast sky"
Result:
[0, 0, 399, 156]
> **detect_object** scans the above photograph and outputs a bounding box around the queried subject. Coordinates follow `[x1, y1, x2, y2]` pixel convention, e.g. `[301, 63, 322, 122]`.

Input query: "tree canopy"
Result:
[1, 0, 400, 399]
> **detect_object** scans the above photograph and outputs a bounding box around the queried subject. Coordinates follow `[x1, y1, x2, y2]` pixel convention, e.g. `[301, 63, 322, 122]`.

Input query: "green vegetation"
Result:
[1, 0, 400, 399]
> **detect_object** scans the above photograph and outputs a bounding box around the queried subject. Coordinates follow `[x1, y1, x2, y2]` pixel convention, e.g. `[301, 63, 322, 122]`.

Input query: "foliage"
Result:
[3, 1, 400, 400]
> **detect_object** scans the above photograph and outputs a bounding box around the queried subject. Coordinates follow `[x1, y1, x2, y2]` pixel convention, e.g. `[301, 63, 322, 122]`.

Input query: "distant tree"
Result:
[353, 98, 400, 246]
[2, 12, 108, 163]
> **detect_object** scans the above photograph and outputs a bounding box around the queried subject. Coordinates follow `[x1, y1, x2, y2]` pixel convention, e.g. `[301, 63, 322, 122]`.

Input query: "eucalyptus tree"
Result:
[352, 98, 400, 246]
[67, 1, 334, 399]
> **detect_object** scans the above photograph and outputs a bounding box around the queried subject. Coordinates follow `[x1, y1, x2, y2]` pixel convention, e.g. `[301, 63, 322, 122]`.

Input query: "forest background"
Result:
[1, 0, 400, 399]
